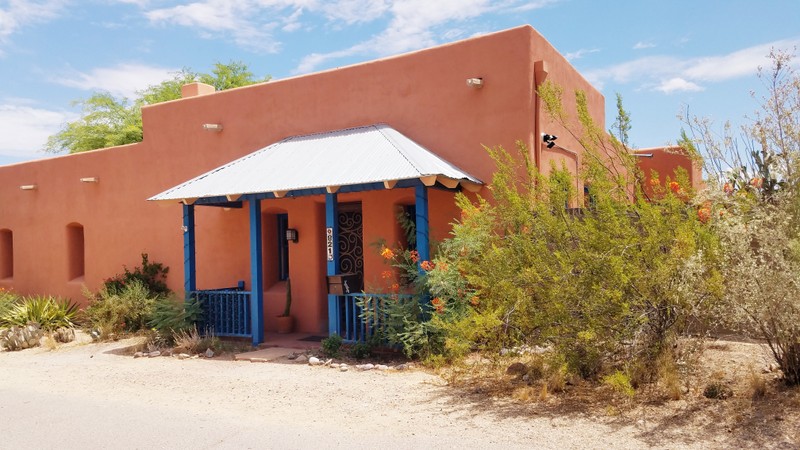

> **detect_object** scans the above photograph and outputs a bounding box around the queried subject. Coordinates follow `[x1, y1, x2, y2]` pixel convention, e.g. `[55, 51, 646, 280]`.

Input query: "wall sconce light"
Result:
[202, 123, 223, 131]
[19, 184, 37, 190]
[285, 228, 298, 243]
[80, 177, 99, 183]
[542, 133, 558, 149]
[466, 77, 484, 88]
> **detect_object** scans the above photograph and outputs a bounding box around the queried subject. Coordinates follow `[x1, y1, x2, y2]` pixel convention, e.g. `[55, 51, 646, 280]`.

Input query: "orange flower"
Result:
[409, 250, 419, 263]
[420, 260, 435, 271]
[380, 247, 395, 260]
[697, 207, 711, 224]
[749, 178, 763, 188]
[723, 182, 733, 194]
[390, 283, 400, 293]
[381, 270, 393, 280]
[431, 297, 442, 306]
[470, 296, 479, 306]
[435, 305, 445, 314]
[669, 181, 681, 194]
[439, 262, 449, 272]
[649, 177, 660, 187]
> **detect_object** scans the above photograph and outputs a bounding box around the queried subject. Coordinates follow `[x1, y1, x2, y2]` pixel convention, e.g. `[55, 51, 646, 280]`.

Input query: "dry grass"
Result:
[438, 338, 800, 448]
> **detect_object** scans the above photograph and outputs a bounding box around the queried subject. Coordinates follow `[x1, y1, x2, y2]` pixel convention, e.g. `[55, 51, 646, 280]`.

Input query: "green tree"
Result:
[46, 61, 269, 154]
[611, 92, 632, 147]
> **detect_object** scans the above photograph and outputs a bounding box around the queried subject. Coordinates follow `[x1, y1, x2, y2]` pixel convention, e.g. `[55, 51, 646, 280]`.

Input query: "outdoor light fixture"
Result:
[202, 123, 223, 131]
[19, 184, 36, 190]
[542, 133, 558, 149]
[79, 177, 99, 183]
[466, 77, 484, 88]
[285, 228, 298, 243]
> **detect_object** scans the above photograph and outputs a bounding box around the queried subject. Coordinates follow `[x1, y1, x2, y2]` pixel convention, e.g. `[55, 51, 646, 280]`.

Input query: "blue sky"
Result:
[1, 0, 799, 166]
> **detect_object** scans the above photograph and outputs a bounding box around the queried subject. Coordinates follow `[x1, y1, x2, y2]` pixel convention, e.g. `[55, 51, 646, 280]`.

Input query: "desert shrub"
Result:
[683, 50, 800, 385]
[147, 296, 203, 344]
[321, 333, 343, 358]
[0, 295, 78, 331]
[103, 253, 170, 296]
[603, 370, 635, 398]
[703, 381, 733, 399]
[84, 279, 157, 338]
[433, 142, 720, 381]
[173, 325, 203, 353]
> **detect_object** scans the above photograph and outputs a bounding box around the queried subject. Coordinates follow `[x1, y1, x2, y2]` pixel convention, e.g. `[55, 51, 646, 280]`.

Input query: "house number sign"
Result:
[326, 227, 334, 261]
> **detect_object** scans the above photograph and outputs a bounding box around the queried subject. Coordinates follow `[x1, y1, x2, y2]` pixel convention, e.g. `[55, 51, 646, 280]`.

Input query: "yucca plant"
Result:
[0, 296, 78, 331]
[0, 288, 20, 325]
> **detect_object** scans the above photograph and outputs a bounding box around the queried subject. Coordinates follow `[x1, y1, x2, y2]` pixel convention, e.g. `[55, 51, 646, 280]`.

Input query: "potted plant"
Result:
[276, 278, 294, 334]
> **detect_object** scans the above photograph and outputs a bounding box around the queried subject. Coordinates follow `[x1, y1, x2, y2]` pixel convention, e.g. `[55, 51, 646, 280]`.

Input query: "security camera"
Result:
[542, 133, 558, 148]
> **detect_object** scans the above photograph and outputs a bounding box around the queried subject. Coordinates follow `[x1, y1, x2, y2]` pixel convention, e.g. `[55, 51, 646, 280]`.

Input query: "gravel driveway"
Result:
[0, 337, 708, 449]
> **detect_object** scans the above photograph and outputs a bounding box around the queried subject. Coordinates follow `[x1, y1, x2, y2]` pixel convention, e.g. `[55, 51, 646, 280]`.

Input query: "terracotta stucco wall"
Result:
[0, 26, 615, 333]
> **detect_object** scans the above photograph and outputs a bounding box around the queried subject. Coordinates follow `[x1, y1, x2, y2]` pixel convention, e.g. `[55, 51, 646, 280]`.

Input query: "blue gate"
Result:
[191, 289, 252, 338]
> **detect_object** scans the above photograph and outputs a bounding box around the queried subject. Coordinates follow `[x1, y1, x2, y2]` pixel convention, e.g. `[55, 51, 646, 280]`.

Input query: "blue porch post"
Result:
[249, 197, 265, 345]
[415, 184, 431, 309]
[415, 184, 430, 267]
[182, 203, 196, 296]
[325, 193, 340, 336]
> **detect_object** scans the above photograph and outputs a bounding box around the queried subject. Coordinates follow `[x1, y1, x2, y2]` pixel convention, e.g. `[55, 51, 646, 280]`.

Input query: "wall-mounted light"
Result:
[19, 184, 36, 190]
[285, 228, 298, 243]
[202, 123, 223, 131]
[542, 133, 558, 149]
[466, 77, 484, 88]
[80, 177, 99, 183]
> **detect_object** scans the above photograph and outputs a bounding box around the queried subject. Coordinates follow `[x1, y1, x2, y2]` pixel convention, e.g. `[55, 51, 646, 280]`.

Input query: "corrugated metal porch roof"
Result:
[148, 124, 482, 203]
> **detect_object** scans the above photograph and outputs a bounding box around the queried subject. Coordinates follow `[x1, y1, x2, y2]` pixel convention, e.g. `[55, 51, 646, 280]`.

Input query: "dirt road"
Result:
[0, 338, 707, 449]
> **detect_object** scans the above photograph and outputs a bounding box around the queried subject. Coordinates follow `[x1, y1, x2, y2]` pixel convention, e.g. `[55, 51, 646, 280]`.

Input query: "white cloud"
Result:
[565, 48, 599, 61]
[0, 0, 65, 51]
[145, 1, 282, 52]
[633, 41, 655, 50]
[293, 0, 551, 73]
[584, 37, 800, 94]
[656, 77, 703, 94]
[55, 63, 178, 99]
[0, 102, 75, 158]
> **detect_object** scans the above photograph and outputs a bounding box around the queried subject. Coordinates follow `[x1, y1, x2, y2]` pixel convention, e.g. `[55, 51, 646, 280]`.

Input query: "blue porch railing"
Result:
[191, 288, 252, 338]
[336, 293, 414, 343]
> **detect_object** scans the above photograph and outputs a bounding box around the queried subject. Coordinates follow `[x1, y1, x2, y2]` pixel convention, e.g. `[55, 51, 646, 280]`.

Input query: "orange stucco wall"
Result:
[635, 146, 704, 197]
[0, 25, 638, 334]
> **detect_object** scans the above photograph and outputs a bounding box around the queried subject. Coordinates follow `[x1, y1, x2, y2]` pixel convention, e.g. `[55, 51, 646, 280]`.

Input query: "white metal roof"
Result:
[149, 124, 482, 203]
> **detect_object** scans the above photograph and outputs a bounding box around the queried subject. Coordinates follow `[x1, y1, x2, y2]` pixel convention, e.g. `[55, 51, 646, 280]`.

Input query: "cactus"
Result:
[0, 323, 44, 351]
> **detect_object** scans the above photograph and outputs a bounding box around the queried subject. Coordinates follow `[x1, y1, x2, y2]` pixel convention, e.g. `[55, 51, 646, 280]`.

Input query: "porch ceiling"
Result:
[148, 124, 482, 204]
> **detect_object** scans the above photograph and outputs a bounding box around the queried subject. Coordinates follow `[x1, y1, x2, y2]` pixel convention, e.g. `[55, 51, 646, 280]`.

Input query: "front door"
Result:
[337, 202, 364, 292]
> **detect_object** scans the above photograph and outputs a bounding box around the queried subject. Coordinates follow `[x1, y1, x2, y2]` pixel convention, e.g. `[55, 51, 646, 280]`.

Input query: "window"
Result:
[0, 229, 12, 279]
[399, 204, 417, 251]
[276, 214, 289, 281]
[66, 223, 85, 281]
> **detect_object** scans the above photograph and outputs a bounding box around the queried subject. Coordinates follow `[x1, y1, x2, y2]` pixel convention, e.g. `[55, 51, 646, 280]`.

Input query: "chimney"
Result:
[181, 82, 215, 98]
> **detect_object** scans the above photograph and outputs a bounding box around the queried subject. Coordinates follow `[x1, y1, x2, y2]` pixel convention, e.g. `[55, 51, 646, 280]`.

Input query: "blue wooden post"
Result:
[248, 196, 265, 346]
[415, 184, 430, 268]
[325, 193, 340, 337]
[415, 184, 431, 309]
[182, 203, 196, 296]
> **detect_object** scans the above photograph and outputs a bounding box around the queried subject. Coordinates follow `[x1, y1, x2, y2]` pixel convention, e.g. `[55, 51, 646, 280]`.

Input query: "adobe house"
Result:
[0, 25, 693, 345]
